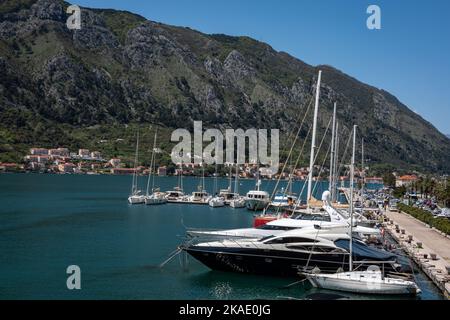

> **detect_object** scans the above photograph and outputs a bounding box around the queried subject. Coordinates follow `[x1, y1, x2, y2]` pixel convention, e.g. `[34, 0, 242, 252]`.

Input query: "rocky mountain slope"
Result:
[1, 0, 449, 172]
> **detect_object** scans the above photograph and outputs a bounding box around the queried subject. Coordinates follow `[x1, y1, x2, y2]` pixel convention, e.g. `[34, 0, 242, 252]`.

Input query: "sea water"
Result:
[0, 174, 443, 299]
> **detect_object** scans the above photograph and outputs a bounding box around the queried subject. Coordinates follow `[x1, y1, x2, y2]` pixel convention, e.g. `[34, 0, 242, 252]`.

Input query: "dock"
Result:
[383, 209, 450, 298]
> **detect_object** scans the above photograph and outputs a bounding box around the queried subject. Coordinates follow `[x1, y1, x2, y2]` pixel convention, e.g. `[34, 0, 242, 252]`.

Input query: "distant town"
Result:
[0, 146, 433, 188]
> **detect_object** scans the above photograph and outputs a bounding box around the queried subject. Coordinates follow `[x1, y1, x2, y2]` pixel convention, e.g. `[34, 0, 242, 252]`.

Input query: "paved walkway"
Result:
[385, 210, 450, 262]
[384, 209, 450, 297]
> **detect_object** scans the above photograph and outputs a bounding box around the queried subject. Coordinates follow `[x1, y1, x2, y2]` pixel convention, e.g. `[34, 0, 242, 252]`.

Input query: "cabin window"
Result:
[265, 237, 317, 244]
[256, 225, 295, 231]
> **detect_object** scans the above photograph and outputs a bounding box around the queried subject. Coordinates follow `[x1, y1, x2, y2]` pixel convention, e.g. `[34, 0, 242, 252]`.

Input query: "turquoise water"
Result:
[0, 174, 443, 299]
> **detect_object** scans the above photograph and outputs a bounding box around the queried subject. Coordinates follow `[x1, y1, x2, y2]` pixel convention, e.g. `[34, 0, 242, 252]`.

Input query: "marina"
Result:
[0, 173, 445, 300]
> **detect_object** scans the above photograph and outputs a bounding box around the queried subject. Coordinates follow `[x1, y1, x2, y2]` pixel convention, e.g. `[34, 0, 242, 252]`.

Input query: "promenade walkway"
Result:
[384, 209, 450, 298]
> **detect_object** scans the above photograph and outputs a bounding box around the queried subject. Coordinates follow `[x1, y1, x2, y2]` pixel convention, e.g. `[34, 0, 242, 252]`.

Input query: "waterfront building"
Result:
[396, 175, 418, 187]
[78, 149, 90, 157]
[158, 166, 167, 176]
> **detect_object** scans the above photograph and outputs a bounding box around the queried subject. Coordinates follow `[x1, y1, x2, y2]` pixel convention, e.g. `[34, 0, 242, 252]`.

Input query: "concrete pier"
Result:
[383, 209, 450, 298]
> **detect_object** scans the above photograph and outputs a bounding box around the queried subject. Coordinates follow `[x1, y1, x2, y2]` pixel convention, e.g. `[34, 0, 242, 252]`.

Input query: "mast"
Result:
[329, 102, 336, 195]
[361, 138, 365, 196]
[151, 128, 158, 192]
[332, 122, 339, 203]
[131, 129, 140, 195]
[201, 162, 205, 192]
[213, 163, 218, 195]
[307, 70, 322, 210]
[349, 125, 357, 271]
[146, 129, 158, 195]
[228, 165, 232, 191]
[179, 163, 183, 191]
[234, 163, 239, 194]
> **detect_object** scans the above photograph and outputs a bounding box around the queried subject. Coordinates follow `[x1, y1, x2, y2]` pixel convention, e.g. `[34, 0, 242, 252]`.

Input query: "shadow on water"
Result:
[0, 210, 125, 234]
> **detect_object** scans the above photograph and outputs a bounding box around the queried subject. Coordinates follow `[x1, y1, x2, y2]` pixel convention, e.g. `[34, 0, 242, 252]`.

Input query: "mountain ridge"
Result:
[0, 0, 449, 173]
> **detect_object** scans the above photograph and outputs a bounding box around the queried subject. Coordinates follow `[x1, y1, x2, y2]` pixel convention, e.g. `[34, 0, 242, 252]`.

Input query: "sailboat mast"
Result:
[228, 165, 232, 191]
[146, 129, 157, 195]
[329, 102, 336, 195]
[151, 128, 158, 191]
[234, 163, 239, 194]
[361, 138, 364, 196]
[179, 163, 183, 191]
[349, 125, 357, 271]
[131, 129, 140, 194]
[307, 70, 322, 210]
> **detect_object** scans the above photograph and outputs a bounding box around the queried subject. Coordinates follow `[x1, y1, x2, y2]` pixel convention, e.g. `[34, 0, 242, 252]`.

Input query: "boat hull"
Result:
[307, 272, 420, 295]
[145, 198, 167, 205]
[128, 196, 145, 204]
[185, 246, 353, 277]
[230, 199, 245, 208]
[209, 200, 225, 207]
[245, 199, 269, 211]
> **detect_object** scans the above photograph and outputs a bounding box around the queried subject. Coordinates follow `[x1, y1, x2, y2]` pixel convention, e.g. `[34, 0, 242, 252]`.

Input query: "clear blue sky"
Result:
[75, 0, 450, 135]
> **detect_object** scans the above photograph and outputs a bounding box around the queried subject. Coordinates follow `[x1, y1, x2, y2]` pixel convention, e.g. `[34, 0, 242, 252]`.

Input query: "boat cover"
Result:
[334, 239, 397, 261]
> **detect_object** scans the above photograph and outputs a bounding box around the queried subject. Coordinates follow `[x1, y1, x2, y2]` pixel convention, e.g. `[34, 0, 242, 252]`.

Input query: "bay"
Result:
[0, 174, 443, 299]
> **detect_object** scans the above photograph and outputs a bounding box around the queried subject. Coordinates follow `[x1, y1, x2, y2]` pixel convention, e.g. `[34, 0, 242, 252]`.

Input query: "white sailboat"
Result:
[305, 125, 421, 295]
[209, 165, 225, 207]
[128, 130, 145, 204]
[145, 129, 167, 205]
[166, 164, 185, 202]
[187, 163, 211, 204]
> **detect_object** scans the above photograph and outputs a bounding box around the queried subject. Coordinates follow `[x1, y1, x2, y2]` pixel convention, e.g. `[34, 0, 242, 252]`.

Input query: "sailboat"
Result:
[166, 163, 185, 202]
[218, 165, 240, 205]
[304, 125, 421, 295]
[128, 129, 146, 204]
[145, 129, 167, 205]
[187, 162, 211, 204]
[209, 165, 225, 207]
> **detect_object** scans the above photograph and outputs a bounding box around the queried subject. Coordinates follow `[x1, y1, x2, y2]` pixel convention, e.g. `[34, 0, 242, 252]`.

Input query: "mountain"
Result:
[1, 0, 449, 173]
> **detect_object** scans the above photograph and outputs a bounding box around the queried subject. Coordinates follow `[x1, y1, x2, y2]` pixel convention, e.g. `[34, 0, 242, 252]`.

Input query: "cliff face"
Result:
[1, 0, 449, 172]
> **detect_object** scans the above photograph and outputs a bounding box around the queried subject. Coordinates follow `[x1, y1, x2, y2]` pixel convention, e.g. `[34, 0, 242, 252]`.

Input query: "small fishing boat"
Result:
[245, 190, 270, 211]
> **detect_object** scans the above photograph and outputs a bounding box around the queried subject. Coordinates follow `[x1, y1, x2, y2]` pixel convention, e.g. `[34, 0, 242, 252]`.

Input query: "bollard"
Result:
[446, 266, 450, 275]
[401, 229, 406, 235]
[423, 253, 428, 259]
[417, 242, 423, 249]
[408, 235, 413, 241]
[430, 253, 437, 260]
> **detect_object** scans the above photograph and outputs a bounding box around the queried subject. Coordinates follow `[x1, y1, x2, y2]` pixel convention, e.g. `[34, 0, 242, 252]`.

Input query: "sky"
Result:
[74, 0, 450, 135]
